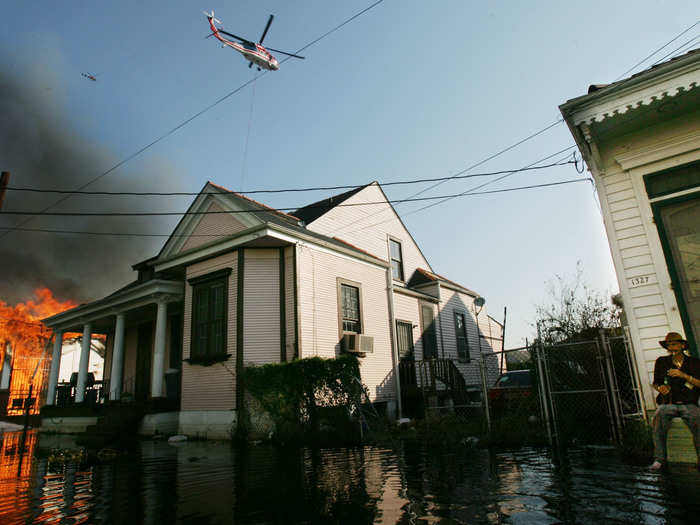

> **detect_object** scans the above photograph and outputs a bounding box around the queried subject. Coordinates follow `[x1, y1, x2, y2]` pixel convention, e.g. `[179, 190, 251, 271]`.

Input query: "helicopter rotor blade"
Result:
[218, 29, 254, 45]
[202, 11, 221, 24]
[265, 47, 305, 60]
[259, 14, 274, 44]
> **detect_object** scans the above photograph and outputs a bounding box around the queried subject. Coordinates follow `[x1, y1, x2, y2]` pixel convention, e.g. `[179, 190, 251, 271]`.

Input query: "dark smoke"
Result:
[0, 51, 190, 305]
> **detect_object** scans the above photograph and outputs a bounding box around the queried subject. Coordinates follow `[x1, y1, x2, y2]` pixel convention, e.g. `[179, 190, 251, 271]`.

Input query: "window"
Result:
[189, 269, 230, 361]
[389, 239, 404, 281]
[340, 284, 361, 333]
[454, 311, 469, 362]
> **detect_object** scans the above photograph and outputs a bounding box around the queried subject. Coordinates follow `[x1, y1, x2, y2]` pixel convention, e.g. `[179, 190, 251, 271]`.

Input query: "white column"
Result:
[109, 313, 126, 401]
[151, 301, 168, 398]
[75, 323, 92, 403]
[45, 331, 64, 406]
[0, 341, 12, 390]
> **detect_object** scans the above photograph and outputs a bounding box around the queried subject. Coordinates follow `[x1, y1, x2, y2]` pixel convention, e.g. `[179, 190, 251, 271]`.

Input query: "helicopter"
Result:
[203, 11, 304, 71]
[81, 73, 97, 81]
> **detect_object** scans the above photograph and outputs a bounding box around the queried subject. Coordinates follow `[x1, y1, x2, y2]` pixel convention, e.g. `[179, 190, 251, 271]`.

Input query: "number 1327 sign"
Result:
[629, 275, 651, 287]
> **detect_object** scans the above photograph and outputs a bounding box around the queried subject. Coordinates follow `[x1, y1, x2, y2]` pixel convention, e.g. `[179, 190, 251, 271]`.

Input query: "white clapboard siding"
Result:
[304, 184, 432, 278]
[179, 201, 250, 253]
[437, 288, 490, 386]
[297, 244, 394, 401]
[243, 249, 280, 366]
[182, 252, 237, 411]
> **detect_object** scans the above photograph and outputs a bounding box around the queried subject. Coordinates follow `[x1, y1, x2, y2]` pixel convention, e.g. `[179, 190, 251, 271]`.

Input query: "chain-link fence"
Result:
[480, 346, 549, 444]
[476, 330, 644, 447]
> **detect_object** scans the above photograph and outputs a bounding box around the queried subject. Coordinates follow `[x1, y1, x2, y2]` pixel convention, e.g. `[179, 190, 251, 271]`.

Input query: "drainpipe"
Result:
[385, 267, 402, 420]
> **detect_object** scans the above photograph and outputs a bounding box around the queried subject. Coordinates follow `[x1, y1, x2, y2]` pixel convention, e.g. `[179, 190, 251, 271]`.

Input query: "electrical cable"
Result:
[650, 33, 700, 66]
[614, 20, 700, 81]
[3, 160, 573, 196]
[0, 177, 591, 222]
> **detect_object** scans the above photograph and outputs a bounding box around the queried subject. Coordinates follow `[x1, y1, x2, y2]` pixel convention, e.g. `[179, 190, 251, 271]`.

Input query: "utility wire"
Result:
[3, 160, 573, 196]
[2, 177, 586, 217]
[0, 178, 591, 235]
[0, 0, 385, 240]
[614, 20, 700, 81]
[650, 33, 700, 66]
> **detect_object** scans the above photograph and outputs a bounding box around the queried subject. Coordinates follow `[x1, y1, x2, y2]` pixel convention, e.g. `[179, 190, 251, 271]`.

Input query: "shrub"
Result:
[242, 355, 371, 444]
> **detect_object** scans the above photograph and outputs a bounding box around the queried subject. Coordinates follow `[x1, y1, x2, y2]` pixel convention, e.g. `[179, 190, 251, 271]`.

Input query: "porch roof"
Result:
[42, 279, 184, 332]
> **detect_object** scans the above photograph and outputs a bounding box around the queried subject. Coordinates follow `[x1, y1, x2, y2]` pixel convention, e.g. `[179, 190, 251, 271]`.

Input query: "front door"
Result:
[135, 322, 153, 402]
[420, 304, 438, 359]
[656, 195, 700, 355]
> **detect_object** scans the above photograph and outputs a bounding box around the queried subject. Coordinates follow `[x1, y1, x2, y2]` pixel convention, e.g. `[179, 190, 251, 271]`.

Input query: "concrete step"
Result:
[667, 418, 697, 464]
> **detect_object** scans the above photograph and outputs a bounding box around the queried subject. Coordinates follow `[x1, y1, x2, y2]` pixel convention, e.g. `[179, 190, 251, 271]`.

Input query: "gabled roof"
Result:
[291, 183, 371, 225]
[408, 268, 478, 297]
[151, 181, 302, 262]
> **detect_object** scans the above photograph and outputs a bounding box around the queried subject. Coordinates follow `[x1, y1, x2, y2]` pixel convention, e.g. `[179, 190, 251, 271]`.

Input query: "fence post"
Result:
[599, 330, 624, 443]
[479, 357, 491, 434]
[534, 343, 554, 447]
[624, 326, 648, 422]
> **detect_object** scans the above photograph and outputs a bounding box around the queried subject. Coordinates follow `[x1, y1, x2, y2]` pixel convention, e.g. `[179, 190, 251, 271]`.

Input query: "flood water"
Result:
[0, 430, 698, 524]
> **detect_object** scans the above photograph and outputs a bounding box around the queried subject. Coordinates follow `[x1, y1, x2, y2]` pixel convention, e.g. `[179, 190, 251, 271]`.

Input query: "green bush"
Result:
[242, 355, 370, 444]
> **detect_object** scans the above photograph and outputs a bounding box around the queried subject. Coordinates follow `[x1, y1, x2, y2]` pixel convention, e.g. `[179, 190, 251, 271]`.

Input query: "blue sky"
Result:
[1, 1, 698, 346]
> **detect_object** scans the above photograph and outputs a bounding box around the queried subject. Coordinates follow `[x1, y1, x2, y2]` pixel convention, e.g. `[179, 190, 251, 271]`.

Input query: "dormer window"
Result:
[389, 239, 404, 281]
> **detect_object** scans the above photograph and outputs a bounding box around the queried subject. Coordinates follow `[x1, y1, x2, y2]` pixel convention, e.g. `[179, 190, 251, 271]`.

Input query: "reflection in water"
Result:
[0, 430, 698, 524]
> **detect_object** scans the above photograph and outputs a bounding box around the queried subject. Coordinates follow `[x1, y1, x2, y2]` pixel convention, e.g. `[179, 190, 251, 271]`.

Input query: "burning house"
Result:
[0, 289, 76, 416]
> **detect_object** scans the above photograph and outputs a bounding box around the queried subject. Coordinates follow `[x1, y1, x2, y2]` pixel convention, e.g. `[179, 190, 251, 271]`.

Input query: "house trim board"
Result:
[293, 244, 300, 359]
[42, 280, 184, 330]
[154, 223, 389, 274]
[392, 285, 440, 303]
[560, 55, 700, 126]
[236, 249, 244, 411]
[279, 247, 286, 362]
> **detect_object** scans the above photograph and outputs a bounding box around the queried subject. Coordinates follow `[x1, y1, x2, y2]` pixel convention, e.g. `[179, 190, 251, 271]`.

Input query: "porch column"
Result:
[75, 323, 92, 403]
[109, 313, 126, 401]
[45, 330, 64, 406]
[151, 301, 168, 398]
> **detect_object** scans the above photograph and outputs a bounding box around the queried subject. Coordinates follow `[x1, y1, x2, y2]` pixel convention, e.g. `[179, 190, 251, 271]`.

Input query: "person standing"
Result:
[650, 332, 700, 471]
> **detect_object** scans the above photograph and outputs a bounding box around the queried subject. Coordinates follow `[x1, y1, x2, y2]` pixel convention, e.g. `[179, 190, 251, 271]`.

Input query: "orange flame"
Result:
[0, 288, 78, 415]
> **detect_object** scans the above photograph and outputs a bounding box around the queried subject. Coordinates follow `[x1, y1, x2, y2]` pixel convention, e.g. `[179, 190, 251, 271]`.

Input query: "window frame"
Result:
[388, 237, 405, 282]
[453, 310, 470, 362]
[337, 278, 364, 336]
[187, 268, 232, 364]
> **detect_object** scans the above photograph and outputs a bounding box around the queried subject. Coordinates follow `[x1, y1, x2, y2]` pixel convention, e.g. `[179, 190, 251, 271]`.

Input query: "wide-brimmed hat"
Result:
[659, 332, 689, 349]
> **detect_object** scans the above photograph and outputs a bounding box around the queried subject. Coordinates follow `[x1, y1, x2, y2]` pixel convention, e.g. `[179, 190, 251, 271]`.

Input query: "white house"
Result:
[560, 48, 700, 410]
[42, 181, 502, 438]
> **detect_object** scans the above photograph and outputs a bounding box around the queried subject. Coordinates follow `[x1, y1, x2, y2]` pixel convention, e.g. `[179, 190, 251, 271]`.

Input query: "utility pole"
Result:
[0, 172, 9, 211]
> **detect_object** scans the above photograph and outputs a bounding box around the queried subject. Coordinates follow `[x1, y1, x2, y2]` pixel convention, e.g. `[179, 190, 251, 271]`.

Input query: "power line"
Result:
[339, 146, 577, 236]
[0, 0, 386, 240]
[404, 118, 565, 201]
[614, 20, 700, 81]
[3, 160, 573, 196]
[650, 33, 700, 66]
[0, 177, 591, 227]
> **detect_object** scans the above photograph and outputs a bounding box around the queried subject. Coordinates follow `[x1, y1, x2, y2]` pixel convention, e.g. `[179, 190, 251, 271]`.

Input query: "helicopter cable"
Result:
[241, 77, 258, 191]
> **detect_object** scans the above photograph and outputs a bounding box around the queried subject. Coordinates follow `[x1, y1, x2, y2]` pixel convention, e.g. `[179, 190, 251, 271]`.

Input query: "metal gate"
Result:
[536, 330, 645, 446]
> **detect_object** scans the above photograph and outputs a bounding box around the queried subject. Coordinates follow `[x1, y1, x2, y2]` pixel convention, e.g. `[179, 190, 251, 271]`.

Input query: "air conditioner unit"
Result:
[343, 333, 374, 354]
